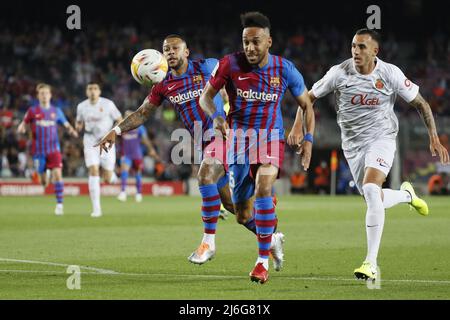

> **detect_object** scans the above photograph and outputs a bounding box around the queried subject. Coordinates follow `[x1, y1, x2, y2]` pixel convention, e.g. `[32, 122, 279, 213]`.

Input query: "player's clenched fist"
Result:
[94, 130, 117, 154]
[287, 127, 304, 150]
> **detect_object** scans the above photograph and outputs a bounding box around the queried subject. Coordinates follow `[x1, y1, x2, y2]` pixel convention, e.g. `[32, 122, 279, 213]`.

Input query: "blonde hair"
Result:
[36, 83, 52, 93]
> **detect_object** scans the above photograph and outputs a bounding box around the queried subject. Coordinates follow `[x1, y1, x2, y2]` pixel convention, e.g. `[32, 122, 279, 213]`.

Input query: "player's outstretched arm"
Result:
[308, 90, 318, 105]
[64, 122, 78, 138]
[200, 82, 228, 139]
[142, 135, 161, 162]
[288, 90, 318, 147]
[95, 98, 157, 154]
[292, 89, 316, 170]
[17, 121, 27, 134]
[75, 121, 84, 132]
[287, 106, 304, 147]
[409, 92, 449, 164]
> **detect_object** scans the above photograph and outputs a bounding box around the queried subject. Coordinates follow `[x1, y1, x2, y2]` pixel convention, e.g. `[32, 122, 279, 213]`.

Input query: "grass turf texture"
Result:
[0, 195, 449, 299]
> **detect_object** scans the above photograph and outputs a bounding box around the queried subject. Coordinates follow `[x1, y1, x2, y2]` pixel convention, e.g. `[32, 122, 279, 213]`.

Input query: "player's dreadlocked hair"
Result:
[355, 28, 382, 46]
[240, 11, 271, 31]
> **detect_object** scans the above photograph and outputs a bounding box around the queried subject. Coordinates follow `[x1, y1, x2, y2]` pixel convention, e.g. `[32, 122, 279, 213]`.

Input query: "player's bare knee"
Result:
[236, 213, 251, 225]
[255, 185, 272, 198]
[89, 166, 99, 176]
[198, 163, 222, 185]
[197, 170, 214, 185]
[52, 172, 62, 182]
[223, 202, 234, 214]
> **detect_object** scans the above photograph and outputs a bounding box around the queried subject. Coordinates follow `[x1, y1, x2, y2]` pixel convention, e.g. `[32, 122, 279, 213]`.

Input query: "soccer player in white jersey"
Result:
[76, 82, 123, 217]
[289, 29, 449, 281]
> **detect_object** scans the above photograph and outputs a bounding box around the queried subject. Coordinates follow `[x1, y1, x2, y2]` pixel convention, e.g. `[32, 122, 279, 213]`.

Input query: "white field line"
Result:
[0, 258, 118, 274]
[0, 258, 449, 285]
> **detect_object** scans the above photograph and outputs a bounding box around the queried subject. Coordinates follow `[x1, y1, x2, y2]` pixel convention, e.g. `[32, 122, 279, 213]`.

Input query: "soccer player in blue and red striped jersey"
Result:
[200, 12, 316, 283]
[117, 110, 159, 203]
[17, 83, 78, 215]
[96, 35, 258, 264]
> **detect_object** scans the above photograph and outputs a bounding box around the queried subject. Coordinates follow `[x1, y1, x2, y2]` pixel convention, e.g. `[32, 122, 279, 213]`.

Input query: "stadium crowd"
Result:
[1, 23, 449, 190]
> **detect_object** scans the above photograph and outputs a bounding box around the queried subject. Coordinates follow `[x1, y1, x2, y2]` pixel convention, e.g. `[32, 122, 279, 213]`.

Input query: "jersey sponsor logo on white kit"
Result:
[404, 79, 411, 87]
[350, 94, 380, 106]
[377, 157, 389, 168]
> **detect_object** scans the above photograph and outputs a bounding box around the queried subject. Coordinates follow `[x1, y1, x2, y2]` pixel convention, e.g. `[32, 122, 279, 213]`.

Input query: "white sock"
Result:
[363, 183, 385, 266]
[88, 175, 101, 213]
[256, 257, 269, 270]
[383, 189, 411, 209]
[202, 233, 215, 249]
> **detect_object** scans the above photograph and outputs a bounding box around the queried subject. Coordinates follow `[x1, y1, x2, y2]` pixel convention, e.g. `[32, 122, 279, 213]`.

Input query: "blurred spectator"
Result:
[428, 172, 449, 195]
[314, 161, 330, 194]
[290, 170, 307, 194]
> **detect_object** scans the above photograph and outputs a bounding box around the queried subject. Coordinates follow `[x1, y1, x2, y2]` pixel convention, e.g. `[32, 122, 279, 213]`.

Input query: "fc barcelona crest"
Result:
[51, 112, 56, 119]
[270, 76, 280, 88]
[193, 75, 203, 85]
[375, 79, 384, 89]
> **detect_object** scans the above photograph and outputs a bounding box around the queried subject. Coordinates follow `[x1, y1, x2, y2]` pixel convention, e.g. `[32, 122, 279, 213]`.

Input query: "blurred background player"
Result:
[76, 82, 123, 217]
[17, 83, 78, 215]
[117, 110, 160, 202]
[200, 12, 315, 283]
[298, 28, 450, 281]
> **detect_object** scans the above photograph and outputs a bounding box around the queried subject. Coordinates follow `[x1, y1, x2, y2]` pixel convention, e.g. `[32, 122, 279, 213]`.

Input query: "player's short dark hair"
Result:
[87, 82, 101, 89]
[240, 11, 271, 31]
[355, 28, 381, 46]
[164, 34, 187, 45]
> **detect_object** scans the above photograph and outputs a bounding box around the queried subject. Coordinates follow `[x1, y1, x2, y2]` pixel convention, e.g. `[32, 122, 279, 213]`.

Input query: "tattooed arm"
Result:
[409, 92, 449, 164]
[94, 97, 158, 153]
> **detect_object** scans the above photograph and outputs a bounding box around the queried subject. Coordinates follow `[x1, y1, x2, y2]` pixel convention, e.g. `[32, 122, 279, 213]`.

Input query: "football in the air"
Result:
[130, 49, 168, 86]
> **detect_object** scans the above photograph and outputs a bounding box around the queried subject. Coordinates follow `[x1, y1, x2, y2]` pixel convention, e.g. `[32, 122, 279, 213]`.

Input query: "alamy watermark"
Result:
[66, 5, 81, 30]
[366, 5, 381, 29]
[66, 265, 81, 290]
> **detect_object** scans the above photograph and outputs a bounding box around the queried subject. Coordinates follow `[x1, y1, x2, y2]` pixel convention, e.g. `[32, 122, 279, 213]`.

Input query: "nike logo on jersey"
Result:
[238, 76, 250, 81]
[168, 84, 176, 90]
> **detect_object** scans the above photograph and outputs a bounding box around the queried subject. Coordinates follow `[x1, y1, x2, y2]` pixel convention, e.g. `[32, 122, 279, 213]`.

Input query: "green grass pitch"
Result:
[0, 195, 449, 299]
